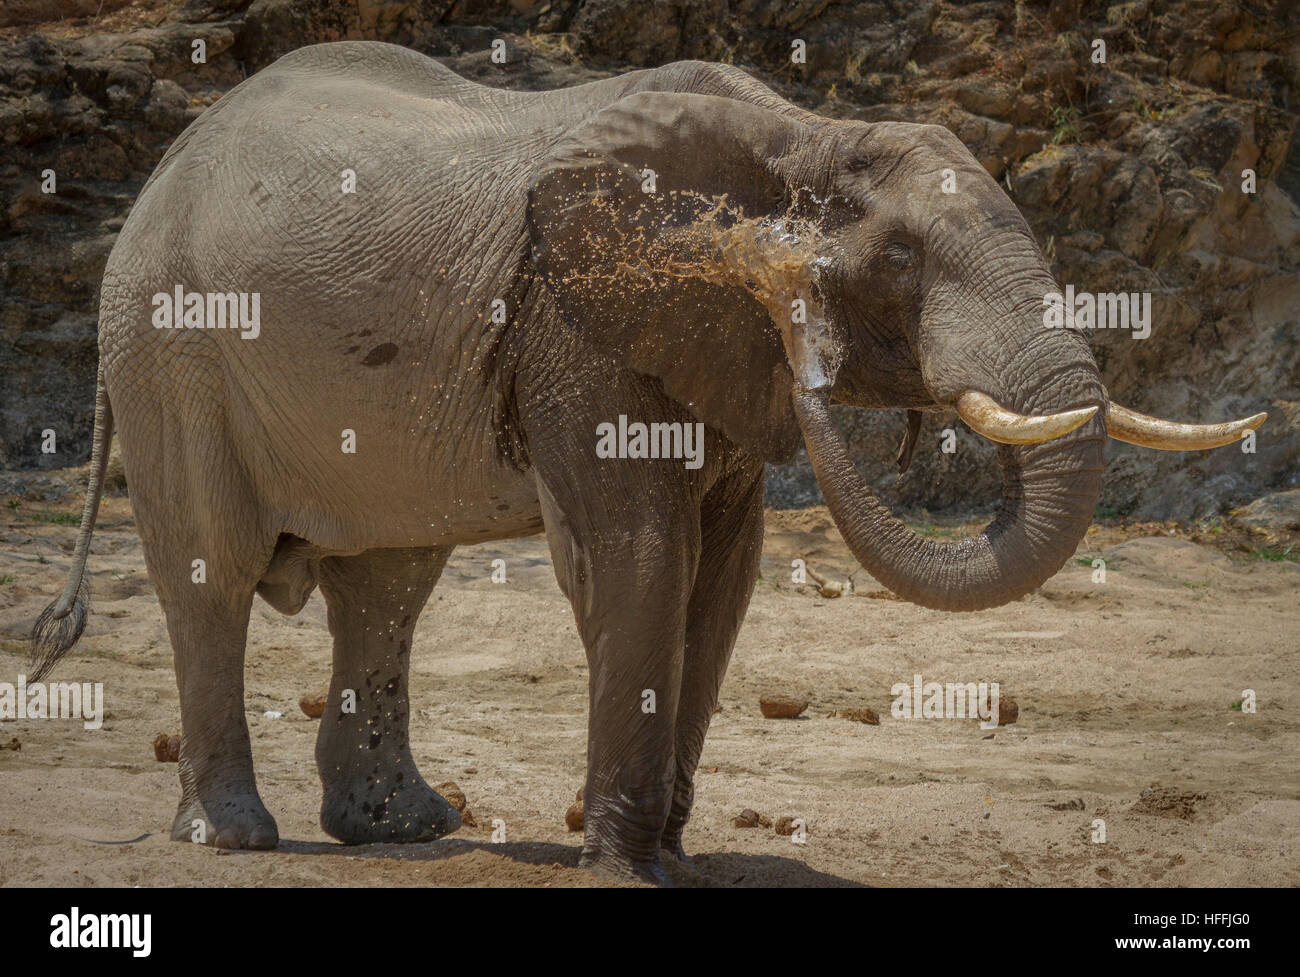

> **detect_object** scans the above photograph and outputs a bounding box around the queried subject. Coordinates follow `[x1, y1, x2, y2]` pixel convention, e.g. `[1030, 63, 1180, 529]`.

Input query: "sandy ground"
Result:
[0, 489, 1297, 888]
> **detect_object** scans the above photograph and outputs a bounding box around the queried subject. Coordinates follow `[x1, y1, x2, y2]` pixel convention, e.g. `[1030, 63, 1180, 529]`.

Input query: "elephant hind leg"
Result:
[157, 548, 279, 850]
[315, 546, 461, 844]
[124, 429, 282, 850]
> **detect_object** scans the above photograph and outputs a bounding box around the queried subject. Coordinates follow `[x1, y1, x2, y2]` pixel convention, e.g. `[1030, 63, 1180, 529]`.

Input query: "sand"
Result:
[1, 492, 1297, 887]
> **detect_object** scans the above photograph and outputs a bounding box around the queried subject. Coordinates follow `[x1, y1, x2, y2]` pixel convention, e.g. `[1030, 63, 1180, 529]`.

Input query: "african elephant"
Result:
[31, 42, 1264, 883]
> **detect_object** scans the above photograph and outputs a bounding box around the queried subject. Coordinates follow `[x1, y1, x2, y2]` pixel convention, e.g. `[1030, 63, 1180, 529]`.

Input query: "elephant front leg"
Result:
[578, 602, 687, 884]
[662, 464, 765, 861]
[315, 547, 461, 844]
[535, 476, 699, 885]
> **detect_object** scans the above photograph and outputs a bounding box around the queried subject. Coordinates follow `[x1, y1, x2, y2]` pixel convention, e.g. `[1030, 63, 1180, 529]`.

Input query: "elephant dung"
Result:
[759, 694, 808, 719]
[838, 708, 880, 725]
[152, 733, 180, 763]
[436, 781, 467, 810]
[298, 693, 327, 719]
[565, 787, 584, 832]
[733, 809, 771, 828]
[435, 781, 477, 826]
[774, 816, 804, 837]
[994, 697, 1019, 725]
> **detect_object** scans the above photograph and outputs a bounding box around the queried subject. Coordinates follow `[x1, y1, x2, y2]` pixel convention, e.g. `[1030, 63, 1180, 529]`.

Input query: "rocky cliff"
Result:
[2, 0, 1297, 521]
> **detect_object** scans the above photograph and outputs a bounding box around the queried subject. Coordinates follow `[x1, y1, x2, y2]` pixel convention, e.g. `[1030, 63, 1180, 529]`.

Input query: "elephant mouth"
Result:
[792, 384, 1267, 612]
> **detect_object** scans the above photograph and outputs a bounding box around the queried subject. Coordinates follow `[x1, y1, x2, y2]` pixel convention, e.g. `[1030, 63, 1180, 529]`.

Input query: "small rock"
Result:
[565, 800, 584, 832]
[263, 710, 282, 720]
[1, 737, 20, 751]
[153, 733, 180, 763]
[463, 767, 477, 774]
[565, 786, 584, 831]
[733, 808, 771, 828]
[759, 694, 808, 719]
[298, 693, 327, 718]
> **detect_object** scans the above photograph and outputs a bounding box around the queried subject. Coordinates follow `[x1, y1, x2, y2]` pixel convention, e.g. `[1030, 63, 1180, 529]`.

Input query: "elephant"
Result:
[29, 42, 1265, 884]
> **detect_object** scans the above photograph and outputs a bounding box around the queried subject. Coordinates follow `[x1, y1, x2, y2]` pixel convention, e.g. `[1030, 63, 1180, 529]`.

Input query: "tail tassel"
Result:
[28, 577, 90, 682]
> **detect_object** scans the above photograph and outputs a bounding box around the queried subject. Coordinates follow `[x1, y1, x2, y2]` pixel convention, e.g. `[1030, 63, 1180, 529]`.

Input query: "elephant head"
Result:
[526, 91, 1266, 611]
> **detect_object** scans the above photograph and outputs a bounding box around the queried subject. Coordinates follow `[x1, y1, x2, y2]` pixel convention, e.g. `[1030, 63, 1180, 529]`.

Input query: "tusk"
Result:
[955, 391, 1098, 445]
[1107, 404, 1267, 450]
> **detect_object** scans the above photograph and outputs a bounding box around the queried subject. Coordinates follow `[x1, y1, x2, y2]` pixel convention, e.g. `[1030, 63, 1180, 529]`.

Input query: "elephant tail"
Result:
[28, 365, 113, 682]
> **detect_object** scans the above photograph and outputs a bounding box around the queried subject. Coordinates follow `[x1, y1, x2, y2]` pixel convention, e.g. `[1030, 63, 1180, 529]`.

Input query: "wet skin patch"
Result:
[361, 342, 399, 366]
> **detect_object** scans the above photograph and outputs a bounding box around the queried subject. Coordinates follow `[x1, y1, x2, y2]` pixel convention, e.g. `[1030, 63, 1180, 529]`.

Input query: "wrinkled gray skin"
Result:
[37, 43, 1111, 883]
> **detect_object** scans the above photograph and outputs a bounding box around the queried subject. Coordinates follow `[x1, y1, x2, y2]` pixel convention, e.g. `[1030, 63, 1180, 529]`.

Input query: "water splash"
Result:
[552, 187, 842, 388]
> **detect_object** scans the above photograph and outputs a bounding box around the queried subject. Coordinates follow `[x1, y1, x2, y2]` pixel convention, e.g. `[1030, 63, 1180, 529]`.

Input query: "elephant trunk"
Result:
[792, 380, 1106, 612]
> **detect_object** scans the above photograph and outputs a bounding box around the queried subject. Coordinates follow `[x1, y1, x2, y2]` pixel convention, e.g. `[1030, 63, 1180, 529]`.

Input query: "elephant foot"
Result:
[171, 793, 279, 850]
[660, 837, 693, 865]
[321, 774, 461, 844]
[580, 849, 672, 887]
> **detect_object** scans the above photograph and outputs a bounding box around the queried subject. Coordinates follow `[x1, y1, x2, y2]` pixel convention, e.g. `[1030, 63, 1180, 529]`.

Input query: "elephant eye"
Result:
[885, 242, 914, 268]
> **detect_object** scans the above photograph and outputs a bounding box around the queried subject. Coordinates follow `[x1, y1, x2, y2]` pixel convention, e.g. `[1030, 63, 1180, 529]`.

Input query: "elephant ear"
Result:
[526, 91, 814, 462]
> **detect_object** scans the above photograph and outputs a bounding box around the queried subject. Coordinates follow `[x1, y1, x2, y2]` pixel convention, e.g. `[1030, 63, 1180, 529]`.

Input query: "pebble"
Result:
[759, 695, 808, 719]
[733, 808, 771, 828]
[565, 786, 584, 832]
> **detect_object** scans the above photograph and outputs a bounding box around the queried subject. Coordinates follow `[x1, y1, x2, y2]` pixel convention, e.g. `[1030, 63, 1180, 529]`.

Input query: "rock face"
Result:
[1237, 488, 1300, 533]
[2, 1, 1297, 521]
[0, 1, 136, 30]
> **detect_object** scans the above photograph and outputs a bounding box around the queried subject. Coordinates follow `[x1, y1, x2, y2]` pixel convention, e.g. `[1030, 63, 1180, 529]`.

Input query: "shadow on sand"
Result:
[265, 836, 864, 887]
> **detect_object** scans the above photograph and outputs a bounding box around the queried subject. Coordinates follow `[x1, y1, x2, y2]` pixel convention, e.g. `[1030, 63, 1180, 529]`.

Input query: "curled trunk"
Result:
[793, 387, 1105, 611]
